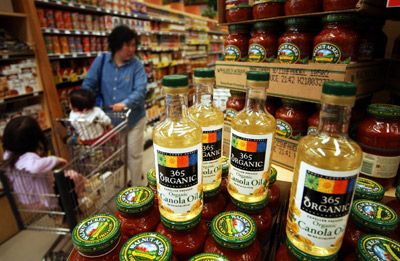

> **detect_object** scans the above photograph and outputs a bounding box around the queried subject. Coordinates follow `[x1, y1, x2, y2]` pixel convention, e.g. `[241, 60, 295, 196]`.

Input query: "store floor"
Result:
[0, 146, 155, 261]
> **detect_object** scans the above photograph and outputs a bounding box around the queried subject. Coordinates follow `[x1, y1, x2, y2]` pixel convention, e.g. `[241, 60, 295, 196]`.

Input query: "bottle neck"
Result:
[166, 92, 188, 121]
[245, 87, 266, 112]
[194, 80, 213, 107]
[325, 22, 352, 29]
[318, 103, 352, 136]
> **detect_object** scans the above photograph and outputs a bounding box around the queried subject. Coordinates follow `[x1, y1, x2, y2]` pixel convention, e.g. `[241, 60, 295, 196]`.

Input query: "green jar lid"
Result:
[285, 17, 314, 27]
[189, 253, 229, 261]
[204, 185, 221, 199]
[147, 168, 156, 187]
[160, 213, 202, 231]
[246, 71, 270, 81]
[210, 211, 257, 249]
[72, 214, 121, 256]
[354, 177, 385, 201]
[396, 185, 400, 201]
[194, 68, 215, 78]
[286, 238, 338, 261]
[351, 200, 399, 232]
[162, 75, 188, 88]
[120, 232, 172, 261]
[269, 167, 277, 186]
[221, 156, 229, 177]
[253, 21, 275, 31]
[367, 104, 400, 118]
[357, 235, 400, 261]
[231, 194, 268, 212]
[116, 186, 154, 214]
[228, 24, 248, 33]
[323, 14, 354, 24]
[322, 81, 357, 97]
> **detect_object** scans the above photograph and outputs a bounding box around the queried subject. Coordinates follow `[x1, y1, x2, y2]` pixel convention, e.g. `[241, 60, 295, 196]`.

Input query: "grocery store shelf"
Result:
[137, 47, 182, 52]
[186, 42, 209, 45]
[186, 54, 207, 59]
[0, 11, 27, 18]
[42, 28, 106, 36]
[0, 90, 43, 104]
[137, 31, 186, 36]
[48, 51, 104, 60]
[0, 52, 35, 62]
[208, 51, 224, 55]
[209, 40, 224, 44]
[208, 30, 227, 35]
[145, 95, 164, 109]
[207, 62, 216, 67]
[56, 79, 83, 89]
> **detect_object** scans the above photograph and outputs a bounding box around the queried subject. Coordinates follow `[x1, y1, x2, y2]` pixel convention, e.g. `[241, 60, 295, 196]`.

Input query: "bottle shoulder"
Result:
[233, 110, 276, 131]
[188, 105, 224, 126]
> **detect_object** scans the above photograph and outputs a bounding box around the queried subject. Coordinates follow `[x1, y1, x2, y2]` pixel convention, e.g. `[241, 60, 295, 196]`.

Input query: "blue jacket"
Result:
[82, 52, 147, 129]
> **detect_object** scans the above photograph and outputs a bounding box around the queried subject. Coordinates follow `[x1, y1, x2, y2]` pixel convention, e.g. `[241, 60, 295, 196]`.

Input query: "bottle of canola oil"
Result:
[153, 74, 203, 228]
[286, 81, 363, 260]
[228, 71, 276, 208]
[188, 68, 224, 194]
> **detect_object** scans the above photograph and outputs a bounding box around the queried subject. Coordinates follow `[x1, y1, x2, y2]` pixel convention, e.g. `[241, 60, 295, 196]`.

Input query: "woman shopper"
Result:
[82, 25, 147, 186]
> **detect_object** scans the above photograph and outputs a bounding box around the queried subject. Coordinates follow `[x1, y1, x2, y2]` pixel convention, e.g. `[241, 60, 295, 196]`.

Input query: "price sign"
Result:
[387, 0, 400, 7]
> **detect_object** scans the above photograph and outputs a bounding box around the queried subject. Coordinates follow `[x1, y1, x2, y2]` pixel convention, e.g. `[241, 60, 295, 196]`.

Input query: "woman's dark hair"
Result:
[108, 25, 138, 55]
[69, 89, 96, 111]
[2, 116, 48, 167]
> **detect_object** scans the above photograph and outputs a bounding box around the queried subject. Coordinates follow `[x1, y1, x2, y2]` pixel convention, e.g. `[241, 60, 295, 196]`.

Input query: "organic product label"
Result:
[278, 43, 302, 64]
[202, 125, 223, 186]
[355, 177, 383, 197]
[353, 200, 397, 224]
[359, 236, 400, 261]
[120, 233, 171, 261]
[288, 162, 359, 248]
[361, 152, 400, 179]
[224, 45, 241, 61]
[313, 42, 342, 64]
[229, 129, 273, 196]
[248, 43, 267, 62]
[117, 187, 151, 209]
[276, 119, 293, 138]
[74, 215, 119, 244]
[190, 253, 229, 261]
[154, 144, 202, 214]
[213, 212, 255, 240]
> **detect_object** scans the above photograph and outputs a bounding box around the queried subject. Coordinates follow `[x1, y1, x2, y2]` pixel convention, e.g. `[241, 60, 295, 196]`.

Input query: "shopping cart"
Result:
[0, 110, 130, 244]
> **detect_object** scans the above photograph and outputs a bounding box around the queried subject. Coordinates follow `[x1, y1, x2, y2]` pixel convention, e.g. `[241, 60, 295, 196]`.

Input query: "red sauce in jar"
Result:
[278, 18, 315, 64]
[156, 219, 208, 260]
[275, 99, 308, 140]
[224, 25, 250, 62]
[268, 183, 281, 213]
[226, 91, 246, 122]
[313, 14, 359, 64]
[202, 189, 227, 222]
[203, 211, 262, 261]
[357, 104, 400, 190]
[115, 187, 160, 243]
[225, 0, 252, 23]
[285, 0, 321, 15]
[69, 244, 122, 261]
[253, 0, 285, 19]
[323, 0, 358, 11]
[248, 22, 278, 63]
[275, 243, 296, 261]
[307, 110, 320, 135]
[265, 97, 278, 116]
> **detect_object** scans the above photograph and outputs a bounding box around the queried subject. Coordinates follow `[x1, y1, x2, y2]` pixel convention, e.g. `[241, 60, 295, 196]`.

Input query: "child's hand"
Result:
[57, 157, 68, 167]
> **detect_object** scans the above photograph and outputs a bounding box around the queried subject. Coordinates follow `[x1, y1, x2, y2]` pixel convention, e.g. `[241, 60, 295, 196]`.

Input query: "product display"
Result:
[354, 177, 385, 201]
[323, 0, 359, 11]
[202, 186, 227, 222]
[275, 99, 308, 140]
[248, 22, 278, 63]
[225, 0, 252, 23]
[284, 0, 321, 15]
[252, 0, 285, 20]
[224, 25, 250, 62]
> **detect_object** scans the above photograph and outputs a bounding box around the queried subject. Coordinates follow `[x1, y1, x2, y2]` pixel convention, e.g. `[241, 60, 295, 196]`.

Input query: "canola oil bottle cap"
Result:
[322, 81, 356, 106]
[162, 75, 188, 88]
[194, 68, 215, 78]
[189, 253, 229, 261]
[246, 71, 270, 81]
[354, 177, 384, 201]
[357, 235, 400, 261]
[116, 186, 154, 214]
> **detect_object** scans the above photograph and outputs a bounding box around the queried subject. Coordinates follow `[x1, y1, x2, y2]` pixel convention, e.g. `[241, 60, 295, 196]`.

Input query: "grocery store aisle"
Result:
[0, 146, 155, 261]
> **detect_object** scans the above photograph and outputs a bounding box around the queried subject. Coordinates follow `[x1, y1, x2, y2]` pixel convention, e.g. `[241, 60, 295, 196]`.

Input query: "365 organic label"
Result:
[288, 162, 359, 248]
[202, 125, 223, 186]
[154, 144, 202, 214]
[278, 43, 301, 64]
[229, 129, 273, 196]
[313, 42, 342, 64]
[224, 45, 241, 61]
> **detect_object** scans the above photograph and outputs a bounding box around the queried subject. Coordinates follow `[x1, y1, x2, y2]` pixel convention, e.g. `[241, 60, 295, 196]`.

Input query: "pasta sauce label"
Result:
[313, 42, 342, 64]
[287, 162, 359, 248]
[278, 43, 301, 64]
[276, 119, 293, 138]
[154, 144, 203, 214]
[248, 43, 267, 62]
[224, 45, 241, 61]
[202, 125, 223, 186]
[120, 233, 171, 261]
[361, 152, 400, 179]
[229, 129, 273, 196]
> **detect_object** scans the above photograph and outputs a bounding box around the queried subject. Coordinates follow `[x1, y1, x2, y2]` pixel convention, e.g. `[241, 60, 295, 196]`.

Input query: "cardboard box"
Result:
[216, 61, 386, 103]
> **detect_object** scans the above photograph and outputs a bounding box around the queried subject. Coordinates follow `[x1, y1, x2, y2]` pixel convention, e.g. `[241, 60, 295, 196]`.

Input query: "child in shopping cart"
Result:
[68, 89, 112, 145]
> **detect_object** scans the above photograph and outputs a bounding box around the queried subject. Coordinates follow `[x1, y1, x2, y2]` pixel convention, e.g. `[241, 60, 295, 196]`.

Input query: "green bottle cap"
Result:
[367, 104, 400, 119]
[160, 213, 202, 231]
[286, 238, 337, 260]
[72, 214, 121, 256]
[189, 253, 229, 261]
[285, 17, 314, 27]
[396, 185, 400, 201]
[269, 167, 277, 186]
[147, 168, 156, 187]
[194, 68, 215, 78]
[231, 194, 268, 212]
[221, 156, 229, 177]
[354, 177, 385, 201]
[351, 200, 399, 232]
[210, 211, 257, 249]
[162, 75, 188, 88]
[323, 14, 355, 24]
[322, 81, 357, 96]
[119, 232, 172, 261]
[253, 21, 275, 31]
[116, 186, 154, 214]
[204, 185, 221, 199]
[357, 235, 400, 261]
[246, 71, 270, 81]
[228, 24, 248, 33]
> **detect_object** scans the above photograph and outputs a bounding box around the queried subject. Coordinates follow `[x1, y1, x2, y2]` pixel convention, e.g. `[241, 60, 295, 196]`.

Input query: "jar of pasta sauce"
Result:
[202, 186, 227, 223]
[357, 104, 400, 190]
[285, 0, 321, 15]
[252, 0, 285, 20]
[313, 14, 359, 64]
[275, 99, 308, 140]
[224, 24, 250, 62]
[278, 18, 315, 64]
[356, 235, 400, 261]
[307, 110, 320, 135]
[275, 242, 297, 261]
[248, 22, 278, 63]
[225, 0, 252, 23]
[268, 167, 280, 213]
[323, 0, 358, 11]
[226, 91, 246, 122]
